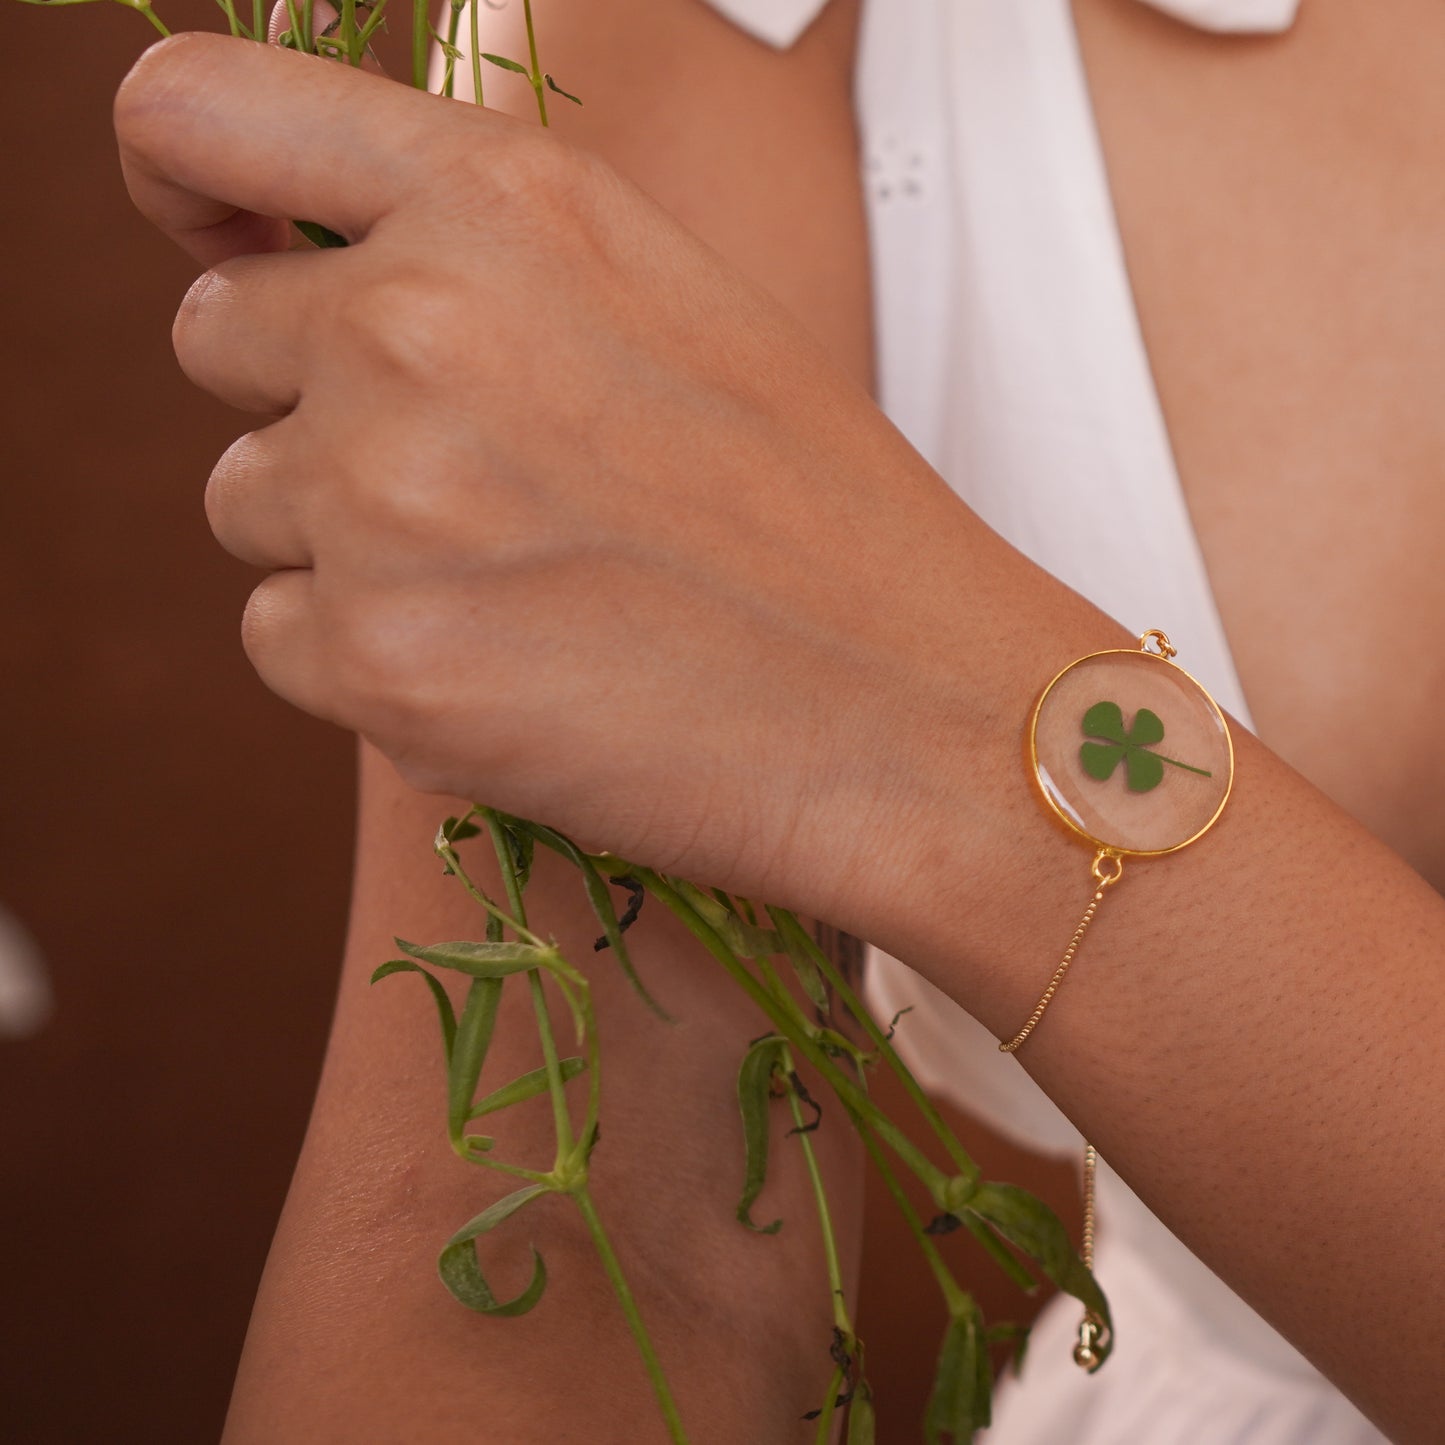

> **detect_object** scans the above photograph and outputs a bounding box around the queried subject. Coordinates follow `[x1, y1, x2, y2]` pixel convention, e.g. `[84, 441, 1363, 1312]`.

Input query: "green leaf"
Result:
[370, 960, 457, 1063]
[501, 820, 535, 893]
[1128, 706, 1164, 747]
[468, 1058, 587, 1120]
[783, 937, 829, 1012]
[395, 936, 555, 978]
[924, 1307, 991, 1444]
[677, 881, 779, 958]
[449, 977, 504, 1142]
[511, 820, 672, 1021]
[480, 51, 528, 74]
[544, 72, 583, 105]
[736, 1036, 787, 1234]
[293, 219, 348, 249]
[1079, 740, 1124, 781]
[1125, 745, 1165, 793]
[1081, 700, 1126, 743]
[441, 814, 482, 844]
[437, 1184, 551, 1316]
[964, 1182, 1112, 1363]
[846, 1382, 876, 1445]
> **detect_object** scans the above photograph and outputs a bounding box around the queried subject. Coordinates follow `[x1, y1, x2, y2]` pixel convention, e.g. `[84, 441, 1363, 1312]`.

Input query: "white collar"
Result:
[1141, 0, 1301, 32]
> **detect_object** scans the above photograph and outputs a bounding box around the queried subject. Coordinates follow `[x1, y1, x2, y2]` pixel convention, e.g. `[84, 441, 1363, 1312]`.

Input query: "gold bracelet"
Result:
[999, 629, 1235, 1373]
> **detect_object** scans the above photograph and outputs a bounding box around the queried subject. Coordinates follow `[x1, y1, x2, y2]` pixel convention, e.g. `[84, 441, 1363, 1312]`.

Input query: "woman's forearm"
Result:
[841, 532, 1444, 1444]
[223, 741, 862, 1442]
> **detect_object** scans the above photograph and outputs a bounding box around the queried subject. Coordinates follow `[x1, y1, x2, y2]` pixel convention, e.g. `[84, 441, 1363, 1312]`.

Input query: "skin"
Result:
[110, 0, 1444, 1439]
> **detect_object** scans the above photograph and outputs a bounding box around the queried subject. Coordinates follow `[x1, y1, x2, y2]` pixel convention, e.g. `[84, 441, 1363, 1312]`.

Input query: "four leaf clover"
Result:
[1079, 700, 1212, 794]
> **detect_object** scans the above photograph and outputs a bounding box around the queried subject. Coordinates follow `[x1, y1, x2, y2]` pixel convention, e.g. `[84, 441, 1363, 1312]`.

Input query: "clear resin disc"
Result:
[1028, 647, 1234, 856]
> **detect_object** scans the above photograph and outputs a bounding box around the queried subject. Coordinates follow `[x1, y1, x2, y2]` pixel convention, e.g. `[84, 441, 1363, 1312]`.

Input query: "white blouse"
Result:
[695, 1, 1386, 1440]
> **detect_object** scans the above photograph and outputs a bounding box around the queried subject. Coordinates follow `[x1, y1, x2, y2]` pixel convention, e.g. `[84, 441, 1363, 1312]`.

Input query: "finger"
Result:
[205, 419, 314, 570]
[238, 566, 342, 726]
[114, 33, 459, 265]
[174, 249, 323, 415]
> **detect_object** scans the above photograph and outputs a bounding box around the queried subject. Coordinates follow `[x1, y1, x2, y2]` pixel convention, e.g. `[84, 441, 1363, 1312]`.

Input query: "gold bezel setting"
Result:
[1026, 639, 1235, 859]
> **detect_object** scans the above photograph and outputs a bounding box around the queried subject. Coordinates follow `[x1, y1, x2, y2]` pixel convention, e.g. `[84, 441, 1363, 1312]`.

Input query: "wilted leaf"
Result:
[544, 72, 582, 105]
[736, 1035, 788, 1233]
[437, 1184, 550, 1316]
[924, 1307, 991, 1443]
[846, 1382, 876, 1445]
[395, 936, 555, 978]
[964, 1182, 1111, 1363]
[371, 960, 457, 1063]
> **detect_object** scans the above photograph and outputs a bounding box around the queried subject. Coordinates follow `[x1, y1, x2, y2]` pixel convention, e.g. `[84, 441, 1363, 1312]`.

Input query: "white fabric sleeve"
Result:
[695, 0, 832, 49]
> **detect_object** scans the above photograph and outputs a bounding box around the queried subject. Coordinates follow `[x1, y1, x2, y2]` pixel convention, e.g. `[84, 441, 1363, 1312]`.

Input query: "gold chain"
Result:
[999, 850, 1122, 1372]
[998, 850, 1123, 1054]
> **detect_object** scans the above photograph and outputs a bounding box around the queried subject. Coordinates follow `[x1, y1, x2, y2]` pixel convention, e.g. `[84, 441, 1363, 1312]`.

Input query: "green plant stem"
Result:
[521, 0, 548, 125]
[338, 0, 355, 61]
[770, 909, 972, 1173]
[640, 870, 949, 1195]
[771, 909, 1038, 1295]
[468, 0, 483, 106]
[780, 1046, 851, 1336]
[813, 1364, 847, 1445]
[779, 1043, 857, 1445]
[481, 812, 577, 1160]
[212, 0, 240, 38]
[442, 0, 463, 96]
[410, 0, 428, 88]
[436, 838, 547, 949]
[129, 0, 171, 36]
[472, 811, 683, 1439]
[573, 1185, 689, 1444]
[854, 1116, 970, 1319]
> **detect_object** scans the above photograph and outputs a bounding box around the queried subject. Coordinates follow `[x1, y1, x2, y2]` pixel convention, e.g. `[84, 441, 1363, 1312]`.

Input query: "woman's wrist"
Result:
[791, 516, 1136, 1019]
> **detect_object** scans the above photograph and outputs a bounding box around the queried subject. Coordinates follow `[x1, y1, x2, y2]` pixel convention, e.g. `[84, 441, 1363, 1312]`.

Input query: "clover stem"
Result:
[1157, 754, 1213, 777]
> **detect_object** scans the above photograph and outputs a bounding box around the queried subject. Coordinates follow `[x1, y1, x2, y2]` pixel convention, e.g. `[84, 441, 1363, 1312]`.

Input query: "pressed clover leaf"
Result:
[1079, 700, 1211, 793]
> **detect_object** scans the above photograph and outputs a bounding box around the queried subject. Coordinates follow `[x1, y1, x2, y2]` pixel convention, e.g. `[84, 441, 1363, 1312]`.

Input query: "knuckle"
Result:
[478, 127, 589, 216]
[342, 270, 456, 382]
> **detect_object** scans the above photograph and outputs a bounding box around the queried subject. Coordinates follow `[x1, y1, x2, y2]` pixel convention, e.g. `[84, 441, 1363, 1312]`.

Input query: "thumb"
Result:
[268, 1, 388, 75]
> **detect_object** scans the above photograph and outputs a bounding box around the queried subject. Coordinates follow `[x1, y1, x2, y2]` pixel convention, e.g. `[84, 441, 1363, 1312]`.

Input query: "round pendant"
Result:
[1027, 637, 1234, 857]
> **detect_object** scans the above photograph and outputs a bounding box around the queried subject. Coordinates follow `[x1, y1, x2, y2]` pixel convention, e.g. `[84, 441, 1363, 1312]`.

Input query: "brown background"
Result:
[0, 9, 1078, 1440]
[1, 6, 353, 1440]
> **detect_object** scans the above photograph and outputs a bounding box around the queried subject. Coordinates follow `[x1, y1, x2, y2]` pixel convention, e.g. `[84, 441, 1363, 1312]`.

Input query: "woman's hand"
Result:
[114, 31, 982, 921]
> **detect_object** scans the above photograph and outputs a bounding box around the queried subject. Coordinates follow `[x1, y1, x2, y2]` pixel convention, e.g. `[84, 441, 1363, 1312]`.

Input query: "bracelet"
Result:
[999, 629, 1235, 1372]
